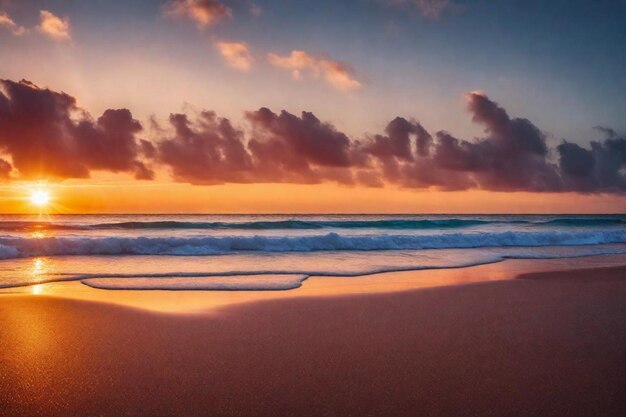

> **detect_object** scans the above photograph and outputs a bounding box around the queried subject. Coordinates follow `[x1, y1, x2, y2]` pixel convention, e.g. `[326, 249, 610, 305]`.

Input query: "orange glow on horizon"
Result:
[30, 189, 51, 208]
[0, 177, 623, 214]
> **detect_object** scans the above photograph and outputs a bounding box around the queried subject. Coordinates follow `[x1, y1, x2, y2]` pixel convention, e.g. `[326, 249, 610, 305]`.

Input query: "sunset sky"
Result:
[0, 0, 625, 213]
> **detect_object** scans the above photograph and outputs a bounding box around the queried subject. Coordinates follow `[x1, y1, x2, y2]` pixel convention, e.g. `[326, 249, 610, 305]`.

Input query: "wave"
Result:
[538, 218, 626, 226]
[0, 219, 501, 231]
[3, 244, 626, 290]
[0, 217, 624, 231]
[91, 219, 500, 230]
[1, 229, 625, 259]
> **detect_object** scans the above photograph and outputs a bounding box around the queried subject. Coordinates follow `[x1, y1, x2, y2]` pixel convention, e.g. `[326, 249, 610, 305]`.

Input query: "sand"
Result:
[1, 263, 626, 416]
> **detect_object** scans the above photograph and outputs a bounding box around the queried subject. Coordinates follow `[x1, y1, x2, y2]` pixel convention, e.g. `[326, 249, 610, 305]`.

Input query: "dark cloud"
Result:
[247, 108, 352, 167]
[156, 108, 358, 185]
[358, 117, 430, 185]
[467, 91, 548, 156]
[360, 92, 563, 192]
[0, 158, 11, 179]
[432, 92, 561, 191]
[558, 133, 626, 192]
[139, 139, 157, 159]
[593, 126, 617, 139]
[157, 111, 253, 184]
[74, 109, 153, 180]
[1, 78, 623, 193]
[245, 108, 356, 184]
[154, 92, 624, 193]
[365, 117, 422, 161]
[432, 131, 486, 171]
[0, 79, 153, 180]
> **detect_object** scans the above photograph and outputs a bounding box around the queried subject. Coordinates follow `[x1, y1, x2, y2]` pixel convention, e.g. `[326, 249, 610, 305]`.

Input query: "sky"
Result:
[0, 0, 625, 213]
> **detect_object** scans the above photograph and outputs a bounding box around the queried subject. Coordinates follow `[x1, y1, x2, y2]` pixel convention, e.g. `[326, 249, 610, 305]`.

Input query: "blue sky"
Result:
[1, 0, 624, 145]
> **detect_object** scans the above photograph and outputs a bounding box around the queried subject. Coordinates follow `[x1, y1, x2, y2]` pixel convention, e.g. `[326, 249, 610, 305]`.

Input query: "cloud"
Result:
[356, 93, 624, 193]
[74, 109, 154, 179]
[245, 108, 356, 183]
[361, 92, 565, 192]
[452, 91, 561, 191]
[267, 50, 316, 79]
[163, 0, 231, 29]
[157, 111, 253, 184]
[386, 0, 456, 19]
[0, 158, 12, 180]
[0, 12, 26, 36]
[215, 41, 254, 71]
[593, 125, 617, 139]
[267, 50, 363, 91]
[319, 59, 364, 92]
[0, 79, 153, 180]
[364, 117, 432, 162]
[1, 77, 623, 193]
[156, 108, 357, 185]
[558, 134, 626, 192]
[152, 91, 625, 192]
[37, 10, 70, 41]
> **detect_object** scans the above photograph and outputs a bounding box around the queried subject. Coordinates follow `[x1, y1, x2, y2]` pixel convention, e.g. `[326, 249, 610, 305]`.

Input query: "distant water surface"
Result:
[0, 214, 624, 290]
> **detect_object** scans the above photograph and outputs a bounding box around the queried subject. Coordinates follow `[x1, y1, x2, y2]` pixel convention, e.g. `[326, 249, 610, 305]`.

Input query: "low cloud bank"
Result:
[0, 79, 153, 180]
[0, 78, 624, 192]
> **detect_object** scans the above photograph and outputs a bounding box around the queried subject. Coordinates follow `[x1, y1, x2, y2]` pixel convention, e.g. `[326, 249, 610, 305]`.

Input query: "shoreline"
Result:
[2, 253, 626, 313]
[0, 251, 610, 292]
[1, 261, 626, 416]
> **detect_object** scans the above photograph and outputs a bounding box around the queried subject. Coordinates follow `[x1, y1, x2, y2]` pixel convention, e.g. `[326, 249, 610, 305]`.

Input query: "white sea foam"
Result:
[76, 246, 626, 291]
[0, 214, 624, 291]
[0, 229, 625, 259]
[81, 274, 309, 291]
[1, 244, 624, 290]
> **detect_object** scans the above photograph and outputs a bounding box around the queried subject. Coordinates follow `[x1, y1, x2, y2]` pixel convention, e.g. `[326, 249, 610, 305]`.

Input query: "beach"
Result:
[2, 257, 626, 417]
[2, 1, 626, 415]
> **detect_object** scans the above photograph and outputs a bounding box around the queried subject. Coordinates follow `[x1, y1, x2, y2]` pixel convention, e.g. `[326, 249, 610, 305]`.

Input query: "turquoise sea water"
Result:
[0, 214, 624, 290]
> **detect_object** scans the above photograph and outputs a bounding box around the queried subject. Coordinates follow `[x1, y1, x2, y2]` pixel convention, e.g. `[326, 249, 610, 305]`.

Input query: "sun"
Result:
[30, 189, 51, 208]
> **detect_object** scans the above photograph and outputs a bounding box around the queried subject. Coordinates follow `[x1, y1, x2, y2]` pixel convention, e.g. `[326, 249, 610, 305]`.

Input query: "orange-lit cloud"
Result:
[0, 158, 11, 179]
[215, 41, 253, 71]
[163, 0, 232, 29]
[0, 79, 153, 180]
[267, 50, 363, 91]
[37, 10, 70, 41]
[267, 50, 316, 79]
[0, 12, 26, 36]
[319, 60, 364, 92]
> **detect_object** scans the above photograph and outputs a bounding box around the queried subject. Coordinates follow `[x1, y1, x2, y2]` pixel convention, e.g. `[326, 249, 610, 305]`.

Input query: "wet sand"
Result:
[1, 263, 626, 416]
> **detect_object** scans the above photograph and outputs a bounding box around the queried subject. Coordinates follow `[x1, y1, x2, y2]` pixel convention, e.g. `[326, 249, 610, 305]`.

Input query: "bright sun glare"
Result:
[30, 189, 51, 208]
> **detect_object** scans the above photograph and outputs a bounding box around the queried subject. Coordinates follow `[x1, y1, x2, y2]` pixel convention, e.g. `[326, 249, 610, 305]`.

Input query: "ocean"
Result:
[0, 214, 625, 290]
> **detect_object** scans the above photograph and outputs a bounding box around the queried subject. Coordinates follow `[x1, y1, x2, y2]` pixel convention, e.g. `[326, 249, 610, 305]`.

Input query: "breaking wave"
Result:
[1, 229, 625, 259]
[0, 216, 624, 232]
